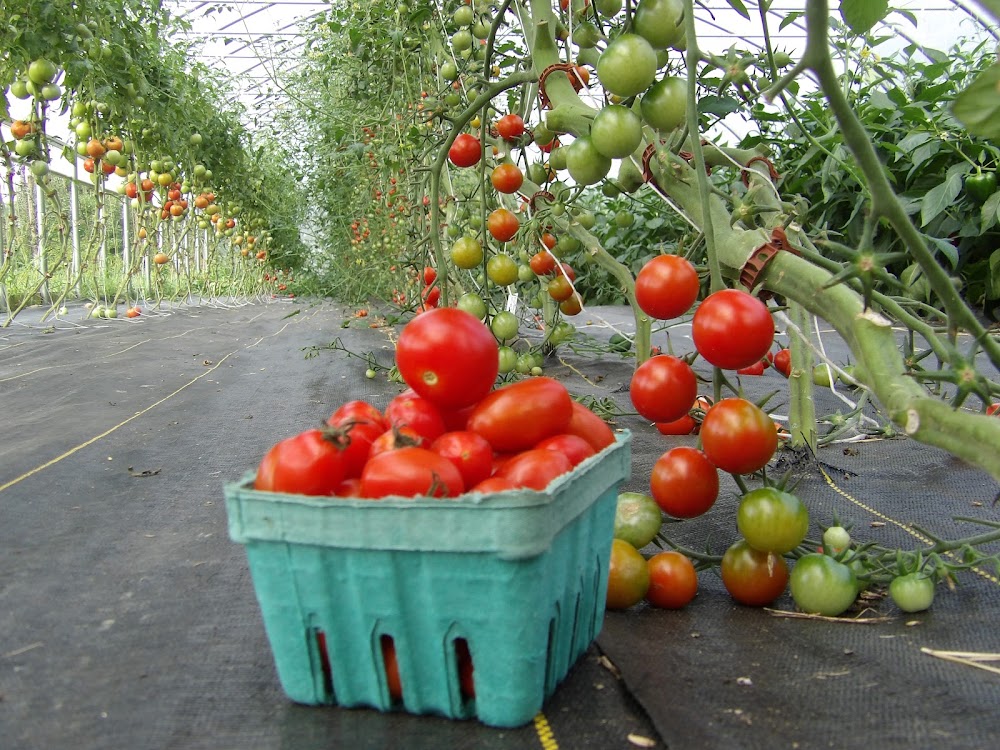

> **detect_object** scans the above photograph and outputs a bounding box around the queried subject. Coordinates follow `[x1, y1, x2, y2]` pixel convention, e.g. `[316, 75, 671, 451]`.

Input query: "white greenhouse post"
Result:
[69, 172, 82, 294]
[34, 179, 51, 305]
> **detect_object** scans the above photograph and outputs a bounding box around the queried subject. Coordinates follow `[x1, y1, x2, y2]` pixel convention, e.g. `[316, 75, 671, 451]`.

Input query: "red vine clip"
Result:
[538, 63, 586, 109]
[528, 190, 555, 213]
[738, 226, 799, 297]
[741, 156, 781, 187]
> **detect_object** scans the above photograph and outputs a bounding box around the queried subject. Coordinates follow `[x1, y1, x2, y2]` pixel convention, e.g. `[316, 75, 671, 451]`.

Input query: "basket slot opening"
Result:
[454, 637, 475, 702]
[380, 634, 403, 705]
[314, 630, 334, 700]
[544, 616, 558, 695]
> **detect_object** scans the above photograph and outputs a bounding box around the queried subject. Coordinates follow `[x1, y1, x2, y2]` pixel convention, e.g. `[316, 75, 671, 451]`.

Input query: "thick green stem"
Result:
[787, 302, 818, 451]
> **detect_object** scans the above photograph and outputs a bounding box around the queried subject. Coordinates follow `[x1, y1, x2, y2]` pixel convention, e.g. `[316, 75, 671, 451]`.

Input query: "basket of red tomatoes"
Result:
[224, 308, 632, 728]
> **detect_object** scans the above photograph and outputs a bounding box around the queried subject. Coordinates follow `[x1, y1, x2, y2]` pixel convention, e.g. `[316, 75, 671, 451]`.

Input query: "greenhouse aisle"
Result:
[2, 299, 1000, 750]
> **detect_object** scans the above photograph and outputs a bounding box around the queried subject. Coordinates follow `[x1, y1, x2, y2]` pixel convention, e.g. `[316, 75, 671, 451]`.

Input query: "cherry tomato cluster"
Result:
[253, 308, 617, 501]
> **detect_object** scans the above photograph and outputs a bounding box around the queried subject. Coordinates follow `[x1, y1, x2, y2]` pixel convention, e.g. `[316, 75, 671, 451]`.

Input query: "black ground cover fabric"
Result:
[2, 300, 998, 750]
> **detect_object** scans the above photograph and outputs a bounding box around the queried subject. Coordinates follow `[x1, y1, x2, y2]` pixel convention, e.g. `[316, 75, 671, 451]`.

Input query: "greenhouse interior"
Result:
[3, 1, 1000, 749]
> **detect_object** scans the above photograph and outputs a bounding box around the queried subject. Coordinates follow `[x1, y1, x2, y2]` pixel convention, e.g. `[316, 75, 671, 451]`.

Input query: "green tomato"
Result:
[526, 161, 549, 184]
[29, 160, 50, 178]
[614, 492, 663, 549]
[789, 554, 858, 617]
[566, 135, 612, 186]
[28, 58, 58, 85]
[450, 236, 483, 269]
[632, 0, 685, 49]
[615, 211, 634, 228]
[595, 0, 623, 16]
[597, 34, 658, 98]
[486, 253, 519, 286]
[590, 104, 643, 159]
[518, 264, 535, 283]
[497, 346, 518, 374]
[490, 311, 519, 342]
[641, 76, 688, 131]
[575, 21, 603, 49]
[456, 292, 487, 320]
[10, 79, 30, 99]
[441, 61, 459, 81]
[453, 5, 474, 26]
[14, 139, 36, 158]
[549, 321, 577, 345]
[813, 364, 834, 388]
[452, 29, 473, 52]
[822, 526, 851, 552]
[548, 144, 568, 172]
[737, 487, 809, 555]
[889, 573, 935, 613]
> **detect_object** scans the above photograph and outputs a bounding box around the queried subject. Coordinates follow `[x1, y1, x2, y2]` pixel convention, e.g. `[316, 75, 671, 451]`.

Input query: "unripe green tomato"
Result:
[889, 573, 935, 613]
[456, 292, 487, 320]
[497, 345, 518, 374]
[490, 311, 519, 342]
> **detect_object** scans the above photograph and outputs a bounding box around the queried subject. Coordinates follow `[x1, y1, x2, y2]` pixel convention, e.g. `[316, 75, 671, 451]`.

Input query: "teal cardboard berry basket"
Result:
[224, 431, 631, 729]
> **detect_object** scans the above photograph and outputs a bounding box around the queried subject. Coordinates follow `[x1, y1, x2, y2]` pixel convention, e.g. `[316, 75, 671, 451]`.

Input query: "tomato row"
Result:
[253, 308, 617, 501]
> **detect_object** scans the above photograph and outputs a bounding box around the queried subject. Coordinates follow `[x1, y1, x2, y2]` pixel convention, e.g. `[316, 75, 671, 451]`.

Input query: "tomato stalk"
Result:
[786, 302, 818, 452]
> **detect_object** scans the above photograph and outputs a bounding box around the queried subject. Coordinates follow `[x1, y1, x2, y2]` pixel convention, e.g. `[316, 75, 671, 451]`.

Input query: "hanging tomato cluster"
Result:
[252, 308, 616, 500]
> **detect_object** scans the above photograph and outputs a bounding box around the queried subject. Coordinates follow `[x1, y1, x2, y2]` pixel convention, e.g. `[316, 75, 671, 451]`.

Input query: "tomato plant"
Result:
[789, 554, 858, 617]
[395, 308, 499, 409]
[737, 487, 810, 554]
[629, 355, 698, 424]
[720, 539, 789, 607]
[254, 428, 347, 496]
[699, 398, 778, 475]
[467, 377, 574, 452]
[360, 447, 465, 499]
[649, 447, 719, 518]
[614, 492, 663, 549]
[692, 289, 775, 370]
[634, 254, 700, 320]
[646, 551, 698, 609]
[606, 539, 651, 610]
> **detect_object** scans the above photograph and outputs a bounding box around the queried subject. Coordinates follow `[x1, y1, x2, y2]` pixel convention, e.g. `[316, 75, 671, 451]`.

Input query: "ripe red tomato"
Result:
[395, 308, 499, 409]
[700, 398, 778, 475]
[430, 431, 494, 489]
[535, 433, 597, 466]
[488, 208, 520, 242]
[646, 551, 698, 609]
[423, 265, 437, 285]
[720, 539, 789, 606]
[529, 251, 556, 276]
[649, 446, 719, 518]
[634, 255, 700, 320]
[368, 425, 424, 459]
[988, 403, 1000, 416]
[334, 477, 363, 497]
[498, 449, 574, 490]
[547, 275, 575, 302]
[737, 359, 766, 376]
[773, 348, 791, 377]
[381, 637, 403, 701]
[470, 476, 517, 493]
[654, 414, 697, 435]
[329, 399, 389, 432]
[564, 400, 616, 451]
[449, 133, 481, 167]
[467, 377, 574, 452]
[629, 355, 698, 424]
[385, 392, 447, 445]
[490, 163, 524, 194]
[692, 289, 775, 370]
[329, 419, 384, 478]
[360, 447, 465, 498]
[495, 113, 525, 140]
[254, 429, 347, 496]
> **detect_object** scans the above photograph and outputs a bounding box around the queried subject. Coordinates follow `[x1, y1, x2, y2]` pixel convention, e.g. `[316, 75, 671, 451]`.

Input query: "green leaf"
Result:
[698, 95, 742, 117]
[779, 11, 804, 31]
[840, 0, 889, 33]
[984, 191, 1000, 233]
[952, 63, 1000, 140]
[920, 171, 963, 227]
[989, 248, 1000, 299]
[725, 0, 751, 20]
[924, 234, 959, 269]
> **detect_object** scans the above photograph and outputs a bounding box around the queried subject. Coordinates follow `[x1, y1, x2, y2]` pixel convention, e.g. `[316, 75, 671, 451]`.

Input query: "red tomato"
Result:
[721, 539, 789, 606]
[385, 392, 447, 445]
[421, 284, 441, 309]
[439, 403, 475, 431]
[395, 308, 499, 409]
[329, 399, 389, 432]
[700, 398, 778, 475]
[423, 265, 437, 285]
[491, 163, 524, 194]
[456, 638, 475, 699]
[368, 425, 424, 458]
[989, 403, 1000, 416]
[634, 255, 700, 320]
[498, 449, 574, 490]
[254, 429, 347, 496]
[629, 355, 698, 424]
[330, 420, 384, 478]
[650, 446, 719, 518]
[430, 431, 494, 489]
[449, 133, 481, 167]
[466, 377, 573, 452]
[535, 433, 596, 466]
[654, 414, 697, 435]
[692, 289, 775, 370]
[564, 400, 616, 451]
[646, 551, 698, 609]
[360, 447, 465, 498]
[495, 113, 525, 140]
[488, 208, 520, 242]
[470, 476, 518, 493]
[529, 251, 556, 276]
[381, 636, 403, 701]
[737, 359, 766, 376]
[334, 477, 363, 497]
[772, 348, 791, 377]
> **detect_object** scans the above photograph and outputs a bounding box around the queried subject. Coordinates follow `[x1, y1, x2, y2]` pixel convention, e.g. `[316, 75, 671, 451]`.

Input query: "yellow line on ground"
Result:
[818, 465, 1000, 586]
[0, 312, 308, 495]
[534, 712, 559, 750]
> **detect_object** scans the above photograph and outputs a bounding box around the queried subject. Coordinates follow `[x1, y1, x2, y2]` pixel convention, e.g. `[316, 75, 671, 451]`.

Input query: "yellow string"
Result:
[534, 712, 559, 750]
